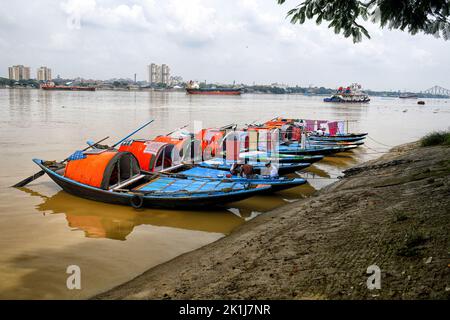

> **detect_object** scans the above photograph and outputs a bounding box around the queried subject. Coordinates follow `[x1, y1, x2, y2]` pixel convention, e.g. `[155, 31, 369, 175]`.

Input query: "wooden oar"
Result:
[220, 123, 237, 130]
[111, 119, 155, 148]
[166, 124, 188, 136]
[12, 136, 110, 188]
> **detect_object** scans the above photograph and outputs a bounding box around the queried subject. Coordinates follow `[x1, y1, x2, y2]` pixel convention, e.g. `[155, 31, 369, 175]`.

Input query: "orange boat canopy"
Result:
[64, 150, 140, 189]
[119, 139, 177, 171]
[197, 128, 226, 157]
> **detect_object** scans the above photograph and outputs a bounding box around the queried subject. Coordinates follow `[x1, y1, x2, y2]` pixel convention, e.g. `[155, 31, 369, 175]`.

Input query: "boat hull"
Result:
[307, 140, 365, 146]
[41, 86, 96, 91]
[308, 136, 366, 142]
[309, 133, 368, 138]
[276, 144, 358, 156]
[34, 160, 269, 209]
[238, 153, 324, 164]
[197, 160, 310, 175]
[186, 88, 241, 95]
[168, 166, 307, 192]
[324, 96, 370, 103]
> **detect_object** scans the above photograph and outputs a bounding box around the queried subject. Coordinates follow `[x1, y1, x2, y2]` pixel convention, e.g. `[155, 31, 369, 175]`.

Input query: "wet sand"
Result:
[96, 142, 450, 299]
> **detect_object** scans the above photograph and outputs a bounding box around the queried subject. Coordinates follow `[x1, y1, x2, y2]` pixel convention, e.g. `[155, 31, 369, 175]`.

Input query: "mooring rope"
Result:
[366, 135, 396, 148]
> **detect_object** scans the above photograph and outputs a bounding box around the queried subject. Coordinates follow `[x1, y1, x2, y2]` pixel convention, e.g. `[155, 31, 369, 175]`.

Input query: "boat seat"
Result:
[110, 174, 145, 191]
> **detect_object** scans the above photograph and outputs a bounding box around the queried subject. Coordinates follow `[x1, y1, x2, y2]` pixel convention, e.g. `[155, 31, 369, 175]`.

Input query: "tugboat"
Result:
[186, 81, 241, 95]
[324, 83, 370, 103]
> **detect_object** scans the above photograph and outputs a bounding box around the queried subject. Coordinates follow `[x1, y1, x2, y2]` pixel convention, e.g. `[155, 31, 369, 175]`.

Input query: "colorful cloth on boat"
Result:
[328, 121, 338, 135]
[305, 120, 316, 131]
[67, 150, 87, 161]
[143, 141, 167, 154]
[337, 121, 345, 134]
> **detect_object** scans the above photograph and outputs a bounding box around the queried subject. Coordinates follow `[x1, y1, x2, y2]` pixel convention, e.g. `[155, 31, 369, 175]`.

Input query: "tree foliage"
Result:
[277, 0, 450, 42]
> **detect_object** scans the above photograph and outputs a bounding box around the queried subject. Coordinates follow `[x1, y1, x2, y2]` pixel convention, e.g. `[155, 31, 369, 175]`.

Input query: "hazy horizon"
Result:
[1, 0, 449, 92]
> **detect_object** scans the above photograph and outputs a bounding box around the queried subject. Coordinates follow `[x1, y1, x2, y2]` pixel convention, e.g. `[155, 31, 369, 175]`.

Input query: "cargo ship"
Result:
[186, 81, 241, 95]
[323, 83, 370, 103]
[41, 82, 96, 91]
[399, 93, 418, 99]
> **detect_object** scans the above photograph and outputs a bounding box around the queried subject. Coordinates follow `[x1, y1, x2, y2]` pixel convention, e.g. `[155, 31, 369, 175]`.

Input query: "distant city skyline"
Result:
[1, 1, 449, 92]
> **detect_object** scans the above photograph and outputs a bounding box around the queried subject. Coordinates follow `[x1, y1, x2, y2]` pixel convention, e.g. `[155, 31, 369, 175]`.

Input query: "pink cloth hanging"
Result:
[305, 120, 315, 131]
[328, 121, 338, 135]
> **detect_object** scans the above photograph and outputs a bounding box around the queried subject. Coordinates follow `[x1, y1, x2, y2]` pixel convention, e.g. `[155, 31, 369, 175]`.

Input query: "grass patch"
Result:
[396, 227, 429, 257]
[392, 209, 408, 222]
[420, 131, 450, 147]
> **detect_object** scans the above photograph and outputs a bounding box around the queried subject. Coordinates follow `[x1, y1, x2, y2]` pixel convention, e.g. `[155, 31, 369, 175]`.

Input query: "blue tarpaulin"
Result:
[67, 150, 87, 161]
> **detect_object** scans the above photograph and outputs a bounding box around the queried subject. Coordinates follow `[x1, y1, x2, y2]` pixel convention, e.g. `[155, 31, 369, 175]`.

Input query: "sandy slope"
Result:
[95, 143, 450, 300]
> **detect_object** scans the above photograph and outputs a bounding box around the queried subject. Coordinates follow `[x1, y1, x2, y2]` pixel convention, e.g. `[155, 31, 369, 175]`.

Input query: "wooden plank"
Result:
[111, 174, 145, 191]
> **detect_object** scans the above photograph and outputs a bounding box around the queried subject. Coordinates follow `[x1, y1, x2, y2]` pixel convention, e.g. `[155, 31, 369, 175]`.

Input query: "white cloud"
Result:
[61, 0, 151, 30]
[163, 0, 218, 46]
[0, 0, 449, 91]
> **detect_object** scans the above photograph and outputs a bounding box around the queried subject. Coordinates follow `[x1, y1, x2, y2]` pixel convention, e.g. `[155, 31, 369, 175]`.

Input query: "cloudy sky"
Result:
[1, 0, 449, 91]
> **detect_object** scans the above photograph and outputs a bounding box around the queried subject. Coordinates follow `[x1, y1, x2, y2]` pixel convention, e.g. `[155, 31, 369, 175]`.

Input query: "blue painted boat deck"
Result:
[180, 167, 228, 178]
[137, 176, 245, 193]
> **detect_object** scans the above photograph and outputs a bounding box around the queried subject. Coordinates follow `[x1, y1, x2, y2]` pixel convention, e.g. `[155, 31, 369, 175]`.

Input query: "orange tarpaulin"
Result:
[118, 141, 156, 171]
[64, 151, 117, 188]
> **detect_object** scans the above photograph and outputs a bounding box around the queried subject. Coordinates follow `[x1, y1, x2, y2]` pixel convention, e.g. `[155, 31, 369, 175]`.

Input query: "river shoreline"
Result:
[94, 141, 449, 300]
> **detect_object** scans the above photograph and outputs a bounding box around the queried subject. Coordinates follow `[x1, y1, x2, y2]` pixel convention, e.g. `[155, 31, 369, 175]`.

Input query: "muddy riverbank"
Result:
[98, 143, 449, 299]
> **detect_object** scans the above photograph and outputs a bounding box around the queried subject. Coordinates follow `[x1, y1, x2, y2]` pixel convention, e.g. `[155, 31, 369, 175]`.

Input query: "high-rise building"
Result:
[8, 65, 31, 81]
[161, 64, 170, 85]
[36, 66, 52, 82]
[148, 63, 170, 85]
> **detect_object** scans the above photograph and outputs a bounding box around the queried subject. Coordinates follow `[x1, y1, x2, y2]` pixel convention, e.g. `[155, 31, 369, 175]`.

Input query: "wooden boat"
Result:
[163, 165, 307, 192]
[262, 118, 368, 140]
[115, 138, 307, 191]
[32, 150, 270, 209]
[306, 140, 365, 147]
[233, 151, 324, 164]
[309, 132, 368, 139]
[308, 135, 366, 142]
[276, 144, 358, 156]
[197, 158, 311, 175]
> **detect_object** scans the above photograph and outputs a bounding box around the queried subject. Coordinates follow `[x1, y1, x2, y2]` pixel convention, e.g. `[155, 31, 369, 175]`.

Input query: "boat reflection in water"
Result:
[21, 188, 247, 240]
[20, 178, 319, 241]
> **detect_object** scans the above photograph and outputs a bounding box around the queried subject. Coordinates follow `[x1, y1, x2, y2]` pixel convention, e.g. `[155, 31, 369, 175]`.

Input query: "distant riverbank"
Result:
[1, 85, 448, 98]
[95, 141, 450, 300]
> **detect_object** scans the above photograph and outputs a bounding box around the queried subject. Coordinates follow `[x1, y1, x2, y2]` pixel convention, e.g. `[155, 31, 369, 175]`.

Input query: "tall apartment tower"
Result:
[148, 63, 170, 85]
[161, 64, 170, 85]
[149, 63, 161, 84]
[8, 65, 31, 81]
[37, 66, 52, 81]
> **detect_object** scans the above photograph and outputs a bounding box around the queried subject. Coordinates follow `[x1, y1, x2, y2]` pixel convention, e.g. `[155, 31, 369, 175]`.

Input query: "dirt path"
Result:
[95, 143, 450, 299]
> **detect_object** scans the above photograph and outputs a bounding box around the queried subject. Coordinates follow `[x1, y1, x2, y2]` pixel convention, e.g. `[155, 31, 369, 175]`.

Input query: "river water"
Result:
[0, 89, 449, 299]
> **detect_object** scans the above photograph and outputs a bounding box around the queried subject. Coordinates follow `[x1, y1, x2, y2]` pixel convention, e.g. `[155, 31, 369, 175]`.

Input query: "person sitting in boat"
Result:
[241, 163, 255, 178]
[263, 161, 279, 178]
[230, 162, 241, 176]
[315, 128, 325, 136]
